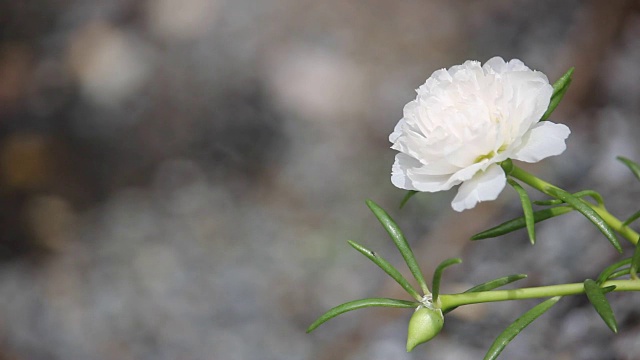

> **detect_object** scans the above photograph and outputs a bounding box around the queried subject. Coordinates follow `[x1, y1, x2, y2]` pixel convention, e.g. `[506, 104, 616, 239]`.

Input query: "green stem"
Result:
[440, 279, 640, 310]
[509, 165, 639, 245]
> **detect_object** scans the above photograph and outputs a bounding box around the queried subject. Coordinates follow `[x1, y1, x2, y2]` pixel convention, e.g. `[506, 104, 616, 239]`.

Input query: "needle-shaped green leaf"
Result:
[443, 274, 527, 314]
[431, 258, 462, 302]
[584, 279, 618, 333]
[596, 258, 632, 285]
[347, 240, 422, 301]
[483, 296, 562, 360]
[366, 199, 429, 294]
[617, 156, 640, 181]
[576, 190, 604, 206]
[306, 298, 417, 333]
[545, 187, 622, 253]
[607, 268, 630, 280]
[533, 190, 604, 207]
[508, 179, 536, 244]
[540, 67, 574, 121]
[623, 209, 640, 226]
[630, 240, 640, 280]
[463, 274, 528, 293]
[400, 190, 418, 209]
[471, 206, 572, 240]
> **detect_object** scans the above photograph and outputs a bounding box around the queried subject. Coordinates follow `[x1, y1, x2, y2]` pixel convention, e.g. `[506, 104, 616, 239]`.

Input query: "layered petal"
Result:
[392, 153, 457, 192]
[451, 164, 506, 212]
[511, 121, 571, 163]
[390, 57, 569, 211]
[391, 153, 421, 191]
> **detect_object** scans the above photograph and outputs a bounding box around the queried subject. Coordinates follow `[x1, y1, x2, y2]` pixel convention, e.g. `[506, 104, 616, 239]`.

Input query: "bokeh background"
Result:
[1, 0, 640, 359]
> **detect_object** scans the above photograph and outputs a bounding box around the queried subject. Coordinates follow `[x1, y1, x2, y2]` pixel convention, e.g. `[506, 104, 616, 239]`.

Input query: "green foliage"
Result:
[308, 54, 640, 358]
[584, 279, 618, 333]
[306, 298, 417, 333]
[308, 201, 431, 335]
[471, 206, 572, 240]
[508, 179, 536, 244]
[483, 296, 562, 360]
[597, 258, 632, 285]
[545, 187, 622, 253]
[623, 210, 640, 226]
[309, 155, 640, 354]
[347, 240, 422, 301]
[617, 157, 640, 227]
[607, 268, 631, 280]
[400, 190, 418, 208]
[462, 274, 528, 293]
[631, 241, 640, 280]
[617, 156, 640, 181]
[431, 258, 462, 302]
[366, 199, 430, 293]
[533, 190, 604, 207]
[540, 67, 574, 121]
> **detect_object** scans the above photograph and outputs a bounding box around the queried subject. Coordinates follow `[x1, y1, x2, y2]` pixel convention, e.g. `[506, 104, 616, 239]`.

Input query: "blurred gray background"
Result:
[1, 0, 640, 359]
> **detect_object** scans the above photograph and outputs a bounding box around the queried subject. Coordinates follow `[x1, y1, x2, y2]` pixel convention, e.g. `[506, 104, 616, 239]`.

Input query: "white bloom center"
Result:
[390, 57, 571, 211]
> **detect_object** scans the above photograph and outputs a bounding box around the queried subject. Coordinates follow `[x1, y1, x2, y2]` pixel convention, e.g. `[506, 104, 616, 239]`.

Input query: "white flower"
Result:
[390, 57, 571, 211]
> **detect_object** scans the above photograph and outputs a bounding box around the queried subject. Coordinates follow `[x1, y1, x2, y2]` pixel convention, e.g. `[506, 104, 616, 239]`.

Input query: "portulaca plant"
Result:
[306, 57, 640, 359]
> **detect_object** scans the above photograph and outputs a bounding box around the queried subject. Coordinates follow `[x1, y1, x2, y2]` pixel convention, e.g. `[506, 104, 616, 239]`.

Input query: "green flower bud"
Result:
[406, 305, 444, 352]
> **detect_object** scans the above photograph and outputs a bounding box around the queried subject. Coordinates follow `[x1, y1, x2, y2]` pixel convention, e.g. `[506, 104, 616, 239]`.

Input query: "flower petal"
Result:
[505, 71, 553, 137]
[389, 57, 568, 212]
[391, 153, 420, 190]
[389, 118, 406, 143]
[483, 56, 507, 74]
[511, 121, 571, 163]
[392, 153, 460, 192]
[484, 57, 533, 74]
[451, 164, 506, 212]
[393, 153, 454, 192]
